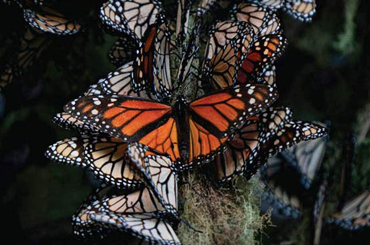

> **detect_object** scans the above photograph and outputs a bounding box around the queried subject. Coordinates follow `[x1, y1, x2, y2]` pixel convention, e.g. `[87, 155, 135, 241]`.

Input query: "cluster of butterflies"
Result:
[0, 0, 317, 89]
[260, 132, 370, 244]
[1, 0, 334, 244]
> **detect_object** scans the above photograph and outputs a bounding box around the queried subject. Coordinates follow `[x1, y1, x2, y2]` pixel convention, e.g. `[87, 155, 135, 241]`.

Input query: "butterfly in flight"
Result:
[63, 83, 278, 170]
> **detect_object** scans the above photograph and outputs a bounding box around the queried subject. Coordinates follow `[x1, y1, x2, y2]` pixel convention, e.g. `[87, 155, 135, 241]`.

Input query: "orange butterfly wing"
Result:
[139, 117, 180, 162]
[237, 35, 285, 84]
[64, 96, 173, 142]
[190, 83, 278, 137]
[187, 83, 278, 166]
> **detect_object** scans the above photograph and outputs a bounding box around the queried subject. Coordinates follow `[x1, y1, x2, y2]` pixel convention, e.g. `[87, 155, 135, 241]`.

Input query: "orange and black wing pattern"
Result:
[187, 83, 278, 166]
[236, 34, 286, 84]
[205, 43, 238, 90]
[190, 83, 278, 138]
[259, 120, 327, 160]
[138, 117, 180, 163]
[64, 95, 173, 143]
[132, 25, 157, 91]
[213, 118, 262, 182]
[204, 20, 253, 90]
[214, 107, 292, 182]
[52, 112, 98, 133]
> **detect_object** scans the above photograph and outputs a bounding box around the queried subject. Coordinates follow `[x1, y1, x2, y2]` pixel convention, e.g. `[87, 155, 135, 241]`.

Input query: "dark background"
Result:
[0, 0, 370, 244]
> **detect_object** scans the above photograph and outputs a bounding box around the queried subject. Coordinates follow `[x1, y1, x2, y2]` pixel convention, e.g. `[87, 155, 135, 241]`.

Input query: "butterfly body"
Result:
[173, 97, 191, 161]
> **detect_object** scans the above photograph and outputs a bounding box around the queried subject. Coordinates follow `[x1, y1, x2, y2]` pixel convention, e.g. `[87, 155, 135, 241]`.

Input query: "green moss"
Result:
[178, 171, 271, 245]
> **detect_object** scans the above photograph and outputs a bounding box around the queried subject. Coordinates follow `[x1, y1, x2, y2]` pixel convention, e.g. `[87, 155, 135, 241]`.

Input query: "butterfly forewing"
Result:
[64, 95, 173, 142]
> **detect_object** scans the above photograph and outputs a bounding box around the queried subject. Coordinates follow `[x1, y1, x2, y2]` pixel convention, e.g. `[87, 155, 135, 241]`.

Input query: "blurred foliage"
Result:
[1, 0, 370, 244]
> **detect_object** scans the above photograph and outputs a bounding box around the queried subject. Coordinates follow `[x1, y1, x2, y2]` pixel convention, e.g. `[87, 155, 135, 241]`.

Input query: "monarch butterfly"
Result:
[326, 190, 370, 230]
[205, 20, 253, 60]
[99, 0, 163, 42]
[63, 83, 278, 170]
[259, 121, 327, 219]
[281, 135, 328, 189]
[232, 3, 285, 84]
[73, 144, 180, 244]
[23, 6, 81, 35]
[213, 106, 292, 182]
[203, 20, 254, 90]
[45, 134, 143, 189]
[100, 1, 174, 98]
[0, 27, 50, 88]
[236, 34, 286, 85]
[127, 143, 178, 215]
[204, 42, 238, 90]
[202, 4, 285, 89]
[108, 36, 138, 67]
[249, 0, 316, 22]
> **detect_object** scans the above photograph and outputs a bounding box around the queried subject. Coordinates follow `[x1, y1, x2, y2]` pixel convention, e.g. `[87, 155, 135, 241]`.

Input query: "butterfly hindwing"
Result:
[23, 6, 81, 35]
